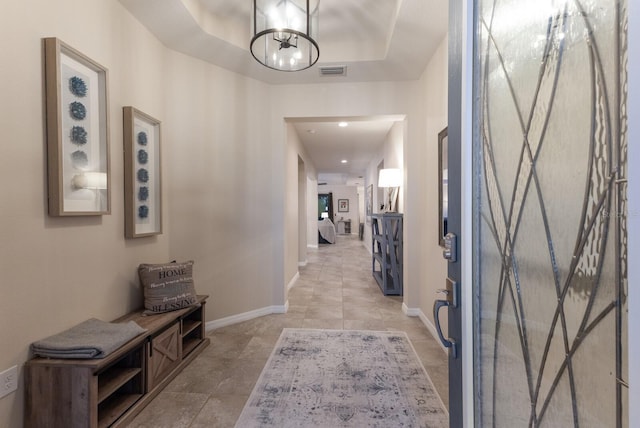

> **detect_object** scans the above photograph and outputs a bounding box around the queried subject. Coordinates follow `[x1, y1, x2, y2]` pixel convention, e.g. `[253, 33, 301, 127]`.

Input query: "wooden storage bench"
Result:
[25, 295, 210, 428]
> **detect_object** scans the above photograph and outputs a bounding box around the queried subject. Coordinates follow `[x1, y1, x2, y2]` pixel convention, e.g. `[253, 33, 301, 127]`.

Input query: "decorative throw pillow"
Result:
[138, 260, 199, 314]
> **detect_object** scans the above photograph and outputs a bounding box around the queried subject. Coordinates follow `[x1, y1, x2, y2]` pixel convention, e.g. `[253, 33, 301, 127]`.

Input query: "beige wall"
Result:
[383, 121, 405, 214]
[0, 1, 450, 425]
[307, 176, 319, 248]
[0, 1, 278, 426]
[2, 0, 637, 424]
[279, 84, 421, 302]
[0, 2, 171, 426]
[284, 124, 300, 288]
[362, 120, 406, 248]
[415, 37, 449, 334]
[163, 49, 277, 320]
[276, 68, 449, 316]
[357, 36, 448, 336]
[298, 157, 307, 264]
[284, 122, 317, 292]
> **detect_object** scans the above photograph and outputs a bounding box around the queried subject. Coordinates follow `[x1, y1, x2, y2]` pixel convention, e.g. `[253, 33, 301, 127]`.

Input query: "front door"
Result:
[433, 1, 470, 428]
[471, 0, 628, 426]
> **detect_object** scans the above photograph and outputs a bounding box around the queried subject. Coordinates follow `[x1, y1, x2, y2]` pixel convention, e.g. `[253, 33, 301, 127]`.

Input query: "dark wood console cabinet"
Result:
[25, 295, 210, 428]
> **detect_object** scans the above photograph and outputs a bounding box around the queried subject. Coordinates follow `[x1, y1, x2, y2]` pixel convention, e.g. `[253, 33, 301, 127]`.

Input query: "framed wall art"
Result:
[338, 199, 349, 212]
[123, 107, 162, 238]
[438, 126, 448, 247]
[43, 37, 110, 216]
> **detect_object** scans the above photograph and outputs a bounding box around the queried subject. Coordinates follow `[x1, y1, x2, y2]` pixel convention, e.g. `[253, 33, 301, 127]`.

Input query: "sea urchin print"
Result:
[137, 168, 149, 183]
[138, 186, 149, 201]
[138, 205, 149, 219]
[69, 76, 87, 97]
[137, 131, 148, 146]
[137, 149, 148, 164]
[71, 150, 88, 168]
[70, 126, 88, 145]
[69, 102, 86, 120]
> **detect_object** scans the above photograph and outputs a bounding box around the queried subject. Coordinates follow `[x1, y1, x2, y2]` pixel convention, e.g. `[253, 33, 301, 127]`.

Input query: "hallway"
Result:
[129, 234, 449, 427]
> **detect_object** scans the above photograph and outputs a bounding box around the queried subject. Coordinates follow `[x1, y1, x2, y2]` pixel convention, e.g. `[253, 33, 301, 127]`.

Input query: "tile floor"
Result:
[128, 234, 449, 427]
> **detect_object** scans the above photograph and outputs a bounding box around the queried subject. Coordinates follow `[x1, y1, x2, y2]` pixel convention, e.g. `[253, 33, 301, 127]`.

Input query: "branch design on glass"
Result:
[477, 0, 627, 426]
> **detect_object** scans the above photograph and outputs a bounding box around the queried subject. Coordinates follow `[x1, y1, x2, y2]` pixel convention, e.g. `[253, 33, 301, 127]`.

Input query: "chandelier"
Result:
[250, 0, 320, 71]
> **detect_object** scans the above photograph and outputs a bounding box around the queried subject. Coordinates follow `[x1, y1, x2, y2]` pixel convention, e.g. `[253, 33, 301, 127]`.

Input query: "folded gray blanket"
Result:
[31, 318, 147, 359]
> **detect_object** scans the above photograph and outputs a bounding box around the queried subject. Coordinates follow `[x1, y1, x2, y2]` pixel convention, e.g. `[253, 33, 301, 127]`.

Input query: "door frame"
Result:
[627, 1, 640, 425]
[457, 0, 475, 426]
[446, 0, 470, 426]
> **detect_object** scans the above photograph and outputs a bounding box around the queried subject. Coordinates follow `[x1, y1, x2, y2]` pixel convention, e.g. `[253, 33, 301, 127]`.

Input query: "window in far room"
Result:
[318, 192, 333, 222]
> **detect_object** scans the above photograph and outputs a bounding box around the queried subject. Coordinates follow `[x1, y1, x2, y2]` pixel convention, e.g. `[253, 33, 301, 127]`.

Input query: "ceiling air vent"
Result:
[319, 65, 347, 77]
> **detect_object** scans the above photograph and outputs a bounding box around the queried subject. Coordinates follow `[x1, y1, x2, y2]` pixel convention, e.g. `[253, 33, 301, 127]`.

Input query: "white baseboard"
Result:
[401, 303, 420, 317]
[287, 272, 300, 291]
[307, 244, 318, 249]
[402, 304, 448, 354]
[207, 300, 445, 354]
[298, 260, 308, 267]
[206, 304, 288, 332]
[205, 276, 297, 332]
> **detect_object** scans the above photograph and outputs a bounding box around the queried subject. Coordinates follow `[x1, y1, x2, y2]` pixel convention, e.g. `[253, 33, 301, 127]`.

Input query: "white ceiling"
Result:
[290, 116, 403, 185]
[119, 0, 448, 184]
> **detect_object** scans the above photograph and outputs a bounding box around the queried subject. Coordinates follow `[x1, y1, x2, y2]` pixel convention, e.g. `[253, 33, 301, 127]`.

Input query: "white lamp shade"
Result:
[378, 168, 402, 188]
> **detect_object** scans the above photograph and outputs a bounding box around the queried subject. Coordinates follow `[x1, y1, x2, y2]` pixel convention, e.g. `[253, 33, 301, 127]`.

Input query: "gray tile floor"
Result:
[128, 234, 449, 427]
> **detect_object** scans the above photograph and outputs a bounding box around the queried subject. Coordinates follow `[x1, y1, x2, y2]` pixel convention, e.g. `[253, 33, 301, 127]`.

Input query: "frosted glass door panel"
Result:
[473, 0, 628, 426]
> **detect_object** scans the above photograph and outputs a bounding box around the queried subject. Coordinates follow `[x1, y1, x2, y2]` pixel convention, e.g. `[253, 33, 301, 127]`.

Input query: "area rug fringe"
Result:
[235, 328, 448, 427]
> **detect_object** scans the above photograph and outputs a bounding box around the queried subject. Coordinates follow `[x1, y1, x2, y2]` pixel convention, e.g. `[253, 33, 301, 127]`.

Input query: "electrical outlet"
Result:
[0, 365, 18, 399]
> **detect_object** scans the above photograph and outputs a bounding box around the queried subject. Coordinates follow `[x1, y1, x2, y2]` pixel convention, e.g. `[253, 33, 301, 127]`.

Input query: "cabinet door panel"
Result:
[148, 323, 181, 390]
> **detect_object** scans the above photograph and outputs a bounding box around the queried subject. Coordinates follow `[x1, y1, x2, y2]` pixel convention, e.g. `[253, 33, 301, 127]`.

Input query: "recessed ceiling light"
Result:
[341, 159, 348, 164]
[338, 122, 348, 127]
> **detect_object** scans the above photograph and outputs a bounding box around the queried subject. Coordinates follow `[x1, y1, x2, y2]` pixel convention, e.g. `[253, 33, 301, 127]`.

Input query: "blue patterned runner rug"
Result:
[235, 328, 448, 427]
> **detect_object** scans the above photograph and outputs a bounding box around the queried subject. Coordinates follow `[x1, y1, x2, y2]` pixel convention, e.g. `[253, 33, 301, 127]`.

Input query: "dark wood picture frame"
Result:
[438, 127, 448, 247]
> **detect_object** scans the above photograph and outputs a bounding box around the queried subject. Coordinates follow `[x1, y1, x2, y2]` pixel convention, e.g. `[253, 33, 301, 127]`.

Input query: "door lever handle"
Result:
[432, 278, 459, 359]
[433, 299, 457, 359]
